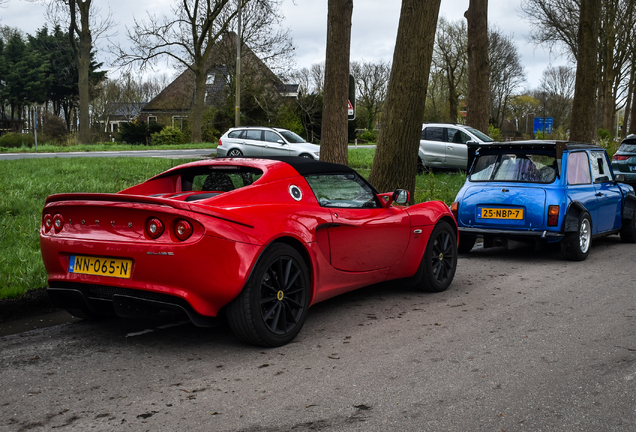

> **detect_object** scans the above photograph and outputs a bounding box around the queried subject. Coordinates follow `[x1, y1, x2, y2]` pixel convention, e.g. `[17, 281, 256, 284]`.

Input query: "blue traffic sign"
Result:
[533, 117, 553, 135]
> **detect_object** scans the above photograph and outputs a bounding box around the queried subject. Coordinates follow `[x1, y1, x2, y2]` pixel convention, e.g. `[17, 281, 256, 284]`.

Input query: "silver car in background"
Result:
[217, 127, 321, 159]
[419, 123, 493, 170]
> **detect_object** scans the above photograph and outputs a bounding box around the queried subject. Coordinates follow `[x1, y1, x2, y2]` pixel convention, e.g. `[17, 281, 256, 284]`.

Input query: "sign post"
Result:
[348, 74, 355, 121]
[532, 117, 553, 136]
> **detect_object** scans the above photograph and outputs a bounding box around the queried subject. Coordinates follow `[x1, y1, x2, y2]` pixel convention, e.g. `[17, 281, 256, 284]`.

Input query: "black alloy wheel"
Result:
[226, 243, 310, 346]
[419, 221, 458, 292]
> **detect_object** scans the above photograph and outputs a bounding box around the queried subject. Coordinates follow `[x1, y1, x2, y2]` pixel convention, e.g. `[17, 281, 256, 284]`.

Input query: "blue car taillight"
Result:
[548, 205, 559, 227]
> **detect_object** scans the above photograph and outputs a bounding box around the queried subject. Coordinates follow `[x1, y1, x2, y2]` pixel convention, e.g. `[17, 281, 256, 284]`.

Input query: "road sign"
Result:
[348, 74, 355, 121]
[533, 117, 553, 135]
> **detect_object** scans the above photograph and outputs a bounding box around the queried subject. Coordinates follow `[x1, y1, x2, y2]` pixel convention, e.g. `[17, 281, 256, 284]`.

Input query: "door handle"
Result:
[447, 146, 454, 150]
[596, 192, 603, 196]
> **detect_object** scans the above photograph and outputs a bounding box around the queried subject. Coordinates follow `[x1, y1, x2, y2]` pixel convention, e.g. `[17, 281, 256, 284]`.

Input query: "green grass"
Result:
[0, 158, 196, 299]
[0, 142, 217, 153]
[1, 150, 465, 300]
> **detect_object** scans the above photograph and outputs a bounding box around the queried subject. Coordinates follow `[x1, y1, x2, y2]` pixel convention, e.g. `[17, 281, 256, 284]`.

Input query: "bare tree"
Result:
[488, 28, 526, 129]
[368, 0, 441, 198]
[536, 65, 575, 131]
[113, 0, 253, 142]
[570, 0, 602, 142]
[320, 0, 353, 165]
[433, 16, 467, 123]
[310, 62, 325, 94]
[44, 0, 114, 143]
[350, 60, 390, 131]
[465, 0, 489, 134]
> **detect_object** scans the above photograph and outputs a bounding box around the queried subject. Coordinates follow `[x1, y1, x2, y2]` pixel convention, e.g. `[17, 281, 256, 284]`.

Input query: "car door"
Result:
[240, 129, 264, 156]
[590, 150, 622, 232]
[262, 131, 291, 157]
[420, 126, 446, 166]
[566, 151, 600, 234]
[304, 173, 411, 272]
[445, 127, 469, 169]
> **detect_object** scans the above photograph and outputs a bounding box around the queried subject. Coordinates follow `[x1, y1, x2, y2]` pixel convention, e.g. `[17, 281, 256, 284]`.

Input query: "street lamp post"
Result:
[234, 0, 242, 128]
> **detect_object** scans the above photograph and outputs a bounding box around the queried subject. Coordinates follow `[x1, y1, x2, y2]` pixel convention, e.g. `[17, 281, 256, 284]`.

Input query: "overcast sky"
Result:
[4, 0, 570, 89]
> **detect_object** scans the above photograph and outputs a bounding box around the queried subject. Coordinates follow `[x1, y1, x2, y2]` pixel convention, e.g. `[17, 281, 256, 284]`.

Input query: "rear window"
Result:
[180, 166, 263, 192]
[424, 127, 444, 142]
[618, 141, 636, 153]
[470, 153, 557, 183]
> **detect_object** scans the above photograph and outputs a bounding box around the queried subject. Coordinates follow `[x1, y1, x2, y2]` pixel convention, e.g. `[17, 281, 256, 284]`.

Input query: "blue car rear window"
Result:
[470, 153, 557, 183]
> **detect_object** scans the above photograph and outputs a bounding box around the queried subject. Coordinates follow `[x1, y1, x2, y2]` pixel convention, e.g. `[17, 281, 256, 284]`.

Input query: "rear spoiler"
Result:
[466, 141, 480, 172]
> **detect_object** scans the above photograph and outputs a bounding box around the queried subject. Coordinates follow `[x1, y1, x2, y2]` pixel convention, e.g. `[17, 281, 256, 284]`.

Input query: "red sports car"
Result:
[40, 157, 458, 346]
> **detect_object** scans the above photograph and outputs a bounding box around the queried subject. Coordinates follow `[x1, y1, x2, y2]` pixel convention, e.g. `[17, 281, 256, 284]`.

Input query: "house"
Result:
[100, 102, 147, 133]
[139, 32, 298, 130]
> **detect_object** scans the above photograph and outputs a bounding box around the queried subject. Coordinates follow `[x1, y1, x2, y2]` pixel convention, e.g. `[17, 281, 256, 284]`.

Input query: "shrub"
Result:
[358, 129, 378, 143]
[0, 133, 35, 148]
[488, 124, 503, 141]
[116, 120, 162, 145]
[150, 126, 186, 145]
[41, 113, 69, 143]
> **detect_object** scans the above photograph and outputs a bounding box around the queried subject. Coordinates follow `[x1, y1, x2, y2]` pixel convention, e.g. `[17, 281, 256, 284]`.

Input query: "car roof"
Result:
[476, 140, 602, 152]
[152, 156, 356, 180]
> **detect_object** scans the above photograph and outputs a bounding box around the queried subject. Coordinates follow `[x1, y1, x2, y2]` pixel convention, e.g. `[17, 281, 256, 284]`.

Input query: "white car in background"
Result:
[419, 123, 493, 171]
[217, 127, 320, 160]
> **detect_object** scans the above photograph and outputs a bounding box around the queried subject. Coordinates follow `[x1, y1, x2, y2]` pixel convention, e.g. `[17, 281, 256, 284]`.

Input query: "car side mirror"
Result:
[594, 175, 610, 184]
[393, 189, 409, 205]
[277, 140, 286, 145]
[616, 174, 625, 182]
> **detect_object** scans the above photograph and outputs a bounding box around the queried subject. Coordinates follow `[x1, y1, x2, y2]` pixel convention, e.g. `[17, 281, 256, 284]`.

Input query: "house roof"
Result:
[141, 32, 293, 114]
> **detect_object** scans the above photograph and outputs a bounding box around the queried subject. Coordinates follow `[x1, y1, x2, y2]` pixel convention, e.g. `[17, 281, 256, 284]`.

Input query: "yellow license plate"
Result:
[69, 255, 132, 279]
[481, 208, 524, 219]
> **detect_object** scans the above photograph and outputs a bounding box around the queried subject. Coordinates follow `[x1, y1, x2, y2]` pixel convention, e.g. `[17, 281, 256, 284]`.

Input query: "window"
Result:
[424, 127, 444, 142]
[181, 167, 263, 192]
[279, 130, 306, 143]
[590, 151, 613, 183]
[567, 152, 591, 185]
[470, 153, 557, 183]
[263, 131, 281, 143]
[172, 116, 187, 131]
[244, 130, 262, 140]
[446, 128, 469, 144]
[148, 116, 157, 124]
[228, 130, 242, 138]
[206, 74, 215, 85]
[305, 173, 378, 208]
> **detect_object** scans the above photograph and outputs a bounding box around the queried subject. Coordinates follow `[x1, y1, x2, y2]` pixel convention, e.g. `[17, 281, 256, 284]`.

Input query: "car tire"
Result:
[620, 216, 636, 243]
[299, 153, 313, 159]
[458, 234, 476, 254]
[415, 221, 457, 292]
[560, 212, 591, 261]
[417, 158, 425, 174]
[227, 149, 243, 157]
[226, 243, 310, 347]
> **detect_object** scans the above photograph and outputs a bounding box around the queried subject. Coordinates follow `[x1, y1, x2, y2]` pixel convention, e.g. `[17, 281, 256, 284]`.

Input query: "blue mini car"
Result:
[451, 141, 636, 260]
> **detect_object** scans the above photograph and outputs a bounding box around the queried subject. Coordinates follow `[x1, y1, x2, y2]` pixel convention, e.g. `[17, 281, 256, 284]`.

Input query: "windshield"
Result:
[279, 130, 307, 144]
[464, 126, 494, 142]
[470, 153, 557, 183]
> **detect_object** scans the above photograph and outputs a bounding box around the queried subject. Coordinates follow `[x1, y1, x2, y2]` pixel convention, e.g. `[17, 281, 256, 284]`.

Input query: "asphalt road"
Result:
[2, 238, 635, 431]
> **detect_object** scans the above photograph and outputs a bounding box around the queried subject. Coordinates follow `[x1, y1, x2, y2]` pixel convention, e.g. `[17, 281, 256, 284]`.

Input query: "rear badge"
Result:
[289, 185, 302, 201]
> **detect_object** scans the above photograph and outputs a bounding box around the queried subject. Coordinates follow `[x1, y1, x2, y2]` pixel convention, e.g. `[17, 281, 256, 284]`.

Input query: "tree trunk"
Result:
[570, 0, 601, 143]
[70, 0, 93, 144]
[447, 68, 458, 122]
[630, 77, 636, 134]
[191, 67, 206, 143]
[368, 0, 441, 198]
[622, 66, 635, 138]
[320, 0, 353, 165]
[465, 0, 489, 134]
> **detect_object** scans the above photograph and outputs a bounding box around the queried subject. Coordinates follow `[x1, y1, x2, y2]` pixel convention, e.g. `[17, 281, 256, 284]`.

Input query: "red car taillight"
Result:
[146, 217, 165, 239]
[174, 219, 193, 241]
[53, 214, 64, 233]
[612, 154, 629, 161]
[548, 205, 559, 227]
[450, 202, 459, 220]
[218, 139, 222, 147]
[43, 214, 53, 232]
